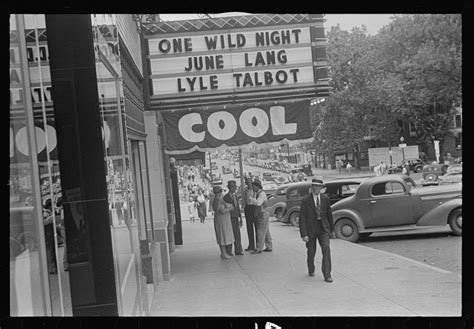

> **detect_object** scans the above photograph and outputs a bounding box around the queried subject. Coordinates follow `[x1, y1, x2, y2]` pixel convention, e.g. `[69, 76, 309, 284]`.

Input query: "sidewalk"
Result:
[149, 217, 461, 316]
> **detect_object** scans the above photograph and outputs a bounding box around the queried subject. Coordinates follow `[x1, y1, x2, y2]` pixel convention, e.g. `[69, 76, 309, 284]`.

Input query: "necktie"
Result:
[316, 195, 321, 220]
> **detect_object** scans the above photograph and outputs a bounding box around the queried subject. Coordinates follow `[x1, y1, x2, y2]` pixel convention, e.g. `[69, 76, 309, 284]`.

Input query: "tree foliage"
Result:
[312, 14, 461, 165]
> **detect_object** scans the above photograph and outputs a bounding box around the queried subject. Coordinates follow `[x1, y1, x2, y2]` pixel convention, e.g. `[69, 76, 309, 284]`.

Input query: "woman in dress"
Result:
[212, 186, 235, 259]
[196, 188, 207, 223]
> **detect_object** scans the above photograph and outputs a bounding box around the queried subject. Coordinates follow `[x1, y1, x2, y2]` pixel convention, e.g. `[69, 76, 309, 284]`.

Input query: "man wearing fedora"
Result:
[299, 178, 335, 282]
[249, 179, 273, 254]
[223, 180, 244, 255]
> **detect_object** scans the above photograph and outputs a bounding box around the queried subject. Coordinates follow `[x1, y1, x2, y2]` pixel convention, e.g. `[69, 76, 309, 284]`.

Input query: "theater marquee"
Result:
[143, 14, 330, 110]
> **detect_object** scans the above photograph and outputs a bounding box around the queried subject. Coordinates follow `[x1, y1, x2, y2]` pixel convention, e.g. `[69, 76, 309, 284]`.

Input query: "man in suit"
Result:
[224, 180, 244, 256]
[242, 177, 256, 251]
[299, 178, 335, 282]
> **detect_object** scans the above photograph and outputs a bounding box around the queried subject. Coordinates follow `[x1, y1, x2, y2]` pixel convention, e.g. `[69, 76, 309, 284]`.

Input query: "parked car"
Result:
[272, 174, 291, 185]
[233, 169, 241, 178]
[331, 175, 462, 242]
[280, 178, 366, 226]
[262, 181, 279, 197]
[421, 163, 449, 186]
[262, 172, 274, 181]
[211, 174, 223, 185]
[302, 164, 313, 176]
[267, 183, 290, 220]
[222, 166, 232, 174]
[388, 158, 425, 173]
[438, 171, 462, 185]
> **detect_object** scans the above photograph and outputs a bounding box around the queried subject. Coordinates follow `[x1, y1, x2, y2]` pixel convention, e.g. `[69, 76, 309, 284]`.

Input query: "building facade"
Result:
[9, 14, 172, 316]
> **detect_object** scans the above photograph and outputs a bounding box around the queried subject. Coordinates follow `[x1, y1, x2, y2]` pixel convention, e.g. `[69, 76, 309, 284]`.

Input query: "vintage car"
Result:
[222, 166, 232, 174]
[421, 163, 449, 186]
[281, 178, 366, 226]
[211, 173, 223, 185]
[331, 175, 462, 242]
[262, 181, 279, 197]
[267, 183, 290, 220]
[438, 171, 462, 185]
[388, 158, 425, 174]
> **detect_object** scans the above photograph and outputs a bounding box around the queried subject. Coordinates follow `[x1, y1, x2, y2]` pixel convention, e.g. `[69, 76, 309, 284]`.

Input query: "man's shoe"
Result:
[235, 252, 244, 255]
[308, 272, 315, 277]
[245, 247, 253, 251]
[263, 248, 272, 252]
[251, 250, 262, 254]
[228, 253, 234, 256]
[325, 277, 333, 283]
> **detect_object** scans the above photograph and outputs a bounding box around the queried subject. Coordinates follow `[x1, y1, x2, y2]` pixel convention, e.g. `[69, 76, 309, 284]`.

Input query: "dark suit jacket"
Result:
[299, 193, 334, 237]
[223, 192, 241, 219]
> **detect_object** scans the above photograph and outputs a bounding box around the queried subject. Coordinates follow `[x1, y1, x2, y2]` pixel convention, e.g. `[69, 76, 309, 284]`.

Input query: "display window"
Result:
[92, 14, 146, 315]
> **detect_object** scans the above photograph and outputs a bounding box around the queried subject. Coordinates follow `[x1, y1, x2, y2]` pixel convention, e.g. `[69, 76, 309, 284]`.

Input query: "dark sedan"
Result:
[280, 178, 367, 226]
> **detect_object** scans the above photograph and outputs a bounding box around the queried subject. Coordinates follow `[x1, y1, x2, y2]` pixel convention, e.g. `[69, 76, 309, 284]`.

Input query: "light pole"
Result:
[399, 136, 406, 162]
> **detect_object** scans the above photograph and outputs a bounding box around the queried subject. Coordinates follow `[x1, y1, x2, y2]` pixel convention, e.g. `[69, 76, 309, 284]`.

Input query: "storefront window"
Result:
[92, 14, 144, 315]
[10, 14, 50, 316]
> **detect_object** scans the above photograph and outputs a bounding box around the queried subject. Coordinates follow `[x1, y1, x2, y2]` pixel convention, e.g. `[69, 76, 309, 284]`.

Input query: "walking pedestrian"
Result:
[242, 177, 257, 251]
[196, 189, 207, 223]
[299, 178, 335, 282]
[223, 180, 244, 256]
[380, 161, 387, 175]
[188, 197, 196, 223]
[249, 179, 272, 254]
[346, 162, 352, 174]
[212, 186, 235, 259]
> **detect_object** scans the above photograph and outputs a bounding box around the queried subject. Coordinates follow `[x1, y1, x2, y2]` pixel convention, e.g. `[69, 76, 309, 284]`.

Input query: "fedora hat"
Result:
[213, 185, 223, 194]
[227, 180, 237, 188]
[252, 179, 263, 190]
[311, 178, 325, 186]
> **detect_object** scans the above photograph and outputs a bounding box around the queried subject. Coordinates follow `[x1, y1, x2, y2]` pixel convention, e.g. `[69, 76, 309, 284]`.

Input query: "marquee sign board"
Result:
[161, 100, 313, 154]
[143, 14, 330, 110]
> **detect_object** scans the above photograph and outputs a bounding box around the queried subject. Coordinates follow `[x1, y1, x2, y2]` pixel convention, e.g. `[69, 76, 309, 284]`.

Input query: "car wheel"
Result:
[448, 208, 462, 236]
[334, 218, 360, 242]
[274, 208, 284, 221]
[289, 211, 299, 227]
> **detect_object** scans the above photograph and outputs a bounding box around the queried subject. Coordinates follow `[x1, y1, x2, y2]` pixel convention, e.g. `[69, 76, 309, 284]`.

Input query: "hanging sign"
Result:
[162, 100, 313, 154]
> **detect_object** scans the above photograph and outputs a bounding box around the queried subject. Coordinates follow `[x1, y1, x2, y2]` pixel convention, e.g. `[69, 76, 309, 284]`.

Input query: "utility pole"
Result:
[208, 151, 213, 179]
[287, 143, 290, 163]
[238, 148, 244, 195]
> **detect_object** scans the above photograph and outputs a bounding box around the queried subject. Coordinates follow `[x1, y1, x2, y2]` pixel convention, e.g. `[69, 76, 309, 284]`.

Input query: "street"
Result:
[359, 227, 461, 274]
[188, 156, 461, 277]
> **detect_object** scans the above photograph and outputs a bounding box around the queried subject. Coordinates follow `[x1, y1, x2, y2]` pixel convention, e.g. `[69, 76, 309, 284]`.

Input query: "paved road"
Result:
[359, 226, 461, 274]
[204, 157, 462, 276]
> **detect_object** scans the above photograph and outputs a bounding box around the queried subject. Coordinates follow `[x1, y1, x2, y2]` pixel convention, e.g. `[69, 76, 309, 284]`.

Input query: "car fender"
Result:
[283, 205, 300, 223]
[416, 197, 462, 226]
[269, 201, 287, 217]
[332, 209, 367, 232]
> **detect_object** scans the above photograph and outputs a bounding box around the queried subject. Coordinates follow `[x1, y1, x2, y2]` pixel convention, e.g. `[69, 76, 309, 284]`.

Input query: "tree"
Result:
[374, 14, 462, 162]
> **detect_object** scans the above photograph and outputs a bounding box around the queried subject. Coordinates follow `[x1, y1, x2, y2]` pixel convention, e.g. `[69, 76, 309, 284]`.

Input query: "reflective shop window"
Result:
[93, 15, 144, 315]
[10, 14, 50, 316]
[130, 140, 155, 242]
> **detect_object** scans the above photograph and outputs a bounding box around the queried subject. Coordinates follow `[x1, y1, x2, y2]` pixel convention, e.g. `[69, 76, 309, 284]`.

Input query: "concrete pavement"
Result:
[149, 216, 461, 316]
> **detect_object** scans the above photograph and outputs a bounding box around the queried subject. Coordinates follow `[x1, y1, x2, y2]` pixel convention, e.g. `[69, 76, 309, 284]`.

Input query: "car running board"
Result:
[360, 224, 441, 233]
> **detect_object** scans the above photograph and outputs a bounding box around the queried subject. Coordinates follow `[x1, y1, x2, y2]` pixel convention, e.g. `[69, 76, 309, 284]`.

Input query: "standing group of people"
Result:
[373, 161, 389, 176]
[211, 177, 273, 259]
[185, 172, 335, 282]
